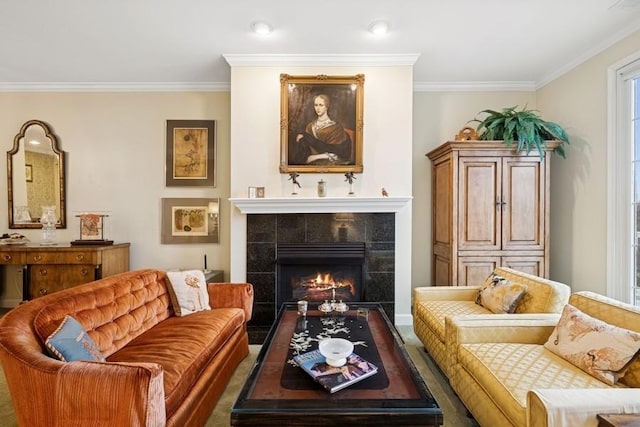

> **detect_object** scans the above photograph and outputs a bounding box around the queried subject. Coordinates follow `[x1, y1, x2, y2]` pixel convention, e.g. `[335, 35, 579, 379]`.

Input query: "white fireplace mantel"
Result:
[229, 196, 412, 214]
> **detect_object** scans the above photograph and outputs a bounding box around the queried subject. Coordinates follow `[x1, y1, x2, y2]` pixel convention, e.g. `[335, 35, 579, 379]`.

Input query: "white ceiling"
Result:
[2, 0, 640, 90]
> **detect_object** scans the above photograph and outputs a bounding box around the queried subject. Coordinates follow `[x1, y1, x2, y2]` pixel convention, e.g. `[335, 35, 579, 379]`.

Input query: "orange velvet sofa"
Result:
[0, 268, 254, 427]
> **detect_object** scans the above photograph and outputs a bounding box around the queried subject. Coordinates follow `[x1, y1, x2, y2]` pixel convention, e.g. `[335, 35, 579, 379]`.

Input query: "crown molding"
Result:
[536, 20, 640, 89]
[413, 81, 536, 92]
[223, 53, 420, 67]
[0, 82, 230, 92]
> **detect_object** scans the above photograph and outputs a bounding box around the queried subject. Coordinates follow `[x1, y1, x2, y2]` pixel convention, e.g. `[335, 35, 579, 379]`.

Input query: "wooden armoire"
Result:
[426, 140, 559, 286]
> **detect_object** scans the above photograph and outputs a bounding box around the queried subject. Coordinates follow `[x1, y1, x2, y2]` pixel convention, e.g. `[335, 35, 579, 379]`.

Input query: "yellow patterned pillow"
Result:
[544, 304, 640, 385]
[475, 273, 527, 314]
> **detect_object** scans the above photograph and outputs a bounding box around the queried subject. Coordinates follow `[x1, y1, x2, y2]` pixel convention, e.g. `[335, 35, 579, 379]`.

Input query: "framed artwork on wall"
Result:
[279, 74, 364, 174]
[161, 198, 219, 244]
[25, 164, 32, 182]
[166, 120, 216, 187]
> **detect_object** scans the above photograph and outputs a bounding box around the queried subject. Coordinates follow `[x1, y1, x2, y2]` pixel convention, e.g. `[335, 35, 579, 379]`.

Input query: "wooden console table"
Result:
[0, 243, 130, 301]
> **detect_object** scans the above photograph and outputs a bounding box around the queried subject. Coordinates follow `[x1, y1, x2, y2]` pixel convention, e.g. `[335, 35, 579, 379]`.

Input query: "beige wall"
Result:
[538, 30, 640, 294]
[0, 92, 231, 303]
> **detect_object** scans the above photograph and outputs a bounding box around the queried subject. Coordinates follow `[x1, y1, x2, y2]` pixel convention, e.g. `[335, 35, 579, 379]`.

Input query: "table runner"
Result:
[280, 313, 389, 390]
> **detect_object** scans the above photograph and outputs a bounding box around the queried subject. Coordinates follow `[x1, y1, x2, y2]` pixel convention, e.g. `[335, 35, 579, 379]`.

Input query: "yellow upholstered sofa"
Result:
[448, 291, 640, 427]
[413, 267, 571, 376]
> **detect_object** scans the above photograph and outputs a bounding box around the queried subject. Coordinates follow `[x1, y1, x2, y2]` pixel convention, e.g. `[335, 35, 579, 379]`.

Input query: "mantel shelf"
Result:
[229, 196, 412, 214]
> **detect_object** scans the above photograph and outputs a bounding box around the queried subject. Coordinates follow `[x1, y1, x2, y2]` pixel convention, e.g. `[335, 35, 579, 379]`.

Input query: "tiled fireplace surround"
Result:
[245, 212, 395, 343]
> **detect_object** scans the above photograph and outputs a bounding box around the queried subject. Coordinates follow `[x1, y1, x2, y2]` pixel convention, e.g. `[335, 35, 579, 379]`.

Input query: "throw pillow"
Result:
[544, 304, 640, 385]
[166, 269, 211, 317]
[475, 272, 527, 314]
[45, 315, 106, 362]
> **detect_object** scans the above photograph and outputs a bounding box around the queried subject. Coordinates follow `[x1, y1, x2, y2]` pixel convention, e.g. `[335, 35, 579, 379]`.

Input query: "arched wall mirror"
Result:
[7, 120, 66, 229]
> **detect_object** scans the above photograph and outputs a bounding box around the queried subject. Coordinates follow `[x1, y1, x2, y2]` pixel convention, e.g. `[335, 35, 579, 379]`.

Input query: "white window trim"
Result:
[607, 51, 640, 304]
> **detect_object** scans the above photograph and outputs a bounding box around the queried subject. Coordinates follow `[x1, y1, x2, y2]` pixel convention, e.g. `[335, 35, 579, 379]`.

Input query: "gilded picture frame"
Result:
[161, 198, 219, 244]
[280, 74, 364, 174]
[166, 120, 216, 187]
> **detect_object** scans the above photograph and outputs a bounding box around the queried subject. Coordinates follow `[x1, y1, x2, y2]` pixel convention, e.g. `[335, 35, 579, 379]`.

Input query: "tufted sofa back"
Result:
[32, 269, 173, 357]
[486, 267, 571, 314]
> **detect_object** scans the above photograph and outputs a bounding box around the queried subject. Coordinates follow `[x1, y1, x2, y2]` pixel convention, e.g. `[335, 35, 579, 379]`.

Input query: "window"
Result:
[608, 52, 640, 305]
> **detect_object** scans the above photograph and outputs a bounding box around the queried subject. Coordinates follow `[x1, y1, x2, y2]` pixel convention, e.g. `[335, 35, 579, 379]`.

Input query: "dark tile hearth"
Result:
[246, 213, 395, 344]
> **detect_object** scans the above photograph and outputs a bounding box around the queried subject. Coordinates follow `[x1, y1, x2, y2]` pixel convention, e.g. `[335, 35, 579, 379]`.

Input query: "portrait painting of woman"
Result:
[280, 74, 364, 174]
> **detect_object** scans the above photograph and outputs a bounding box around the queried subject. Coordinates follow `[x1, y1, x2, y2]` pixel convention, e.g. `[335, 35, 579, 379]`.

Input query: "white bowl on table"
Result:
[318, 338, 354, 367]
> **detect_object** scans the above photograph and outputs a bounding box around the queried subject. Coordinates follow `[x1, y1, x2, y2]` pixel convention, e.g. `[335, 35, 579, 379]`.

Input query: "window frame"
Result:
[607, 51, 640, 304]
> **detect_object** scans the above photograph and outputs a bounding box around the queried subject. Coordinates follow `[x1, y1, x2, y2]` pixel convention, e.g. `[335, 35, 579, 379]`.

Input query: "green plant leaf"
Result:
[471, 105, 569, 159]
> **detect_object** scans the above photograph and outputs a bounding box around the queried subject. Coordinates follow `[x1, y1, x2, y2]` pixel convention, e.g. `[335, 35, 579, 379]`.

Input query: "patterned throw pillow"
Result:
[45, 315, 106, 362]
[166, 270, 211, 317]
[544, 304, 640, 385]
[475, 272, 527, 314]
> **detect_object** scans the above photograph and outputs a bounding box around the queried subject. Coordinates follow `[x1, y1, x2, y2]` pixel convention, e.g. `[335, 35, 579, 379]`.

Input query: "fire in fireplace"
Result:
[276, 242, 365, 308]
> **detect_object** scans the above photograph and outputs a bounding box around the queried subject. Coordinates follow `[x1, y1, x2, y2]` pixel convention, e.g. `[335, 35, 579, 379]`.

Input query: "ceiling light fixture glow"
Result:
[368, 20, 389, 36]
[251, 21, 273, 35]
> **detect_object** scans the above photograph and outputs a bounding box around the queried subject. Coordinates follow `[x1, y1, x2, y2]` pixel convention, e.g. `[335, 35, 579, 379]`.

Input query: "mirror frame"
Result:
[7, 120, 66, 229]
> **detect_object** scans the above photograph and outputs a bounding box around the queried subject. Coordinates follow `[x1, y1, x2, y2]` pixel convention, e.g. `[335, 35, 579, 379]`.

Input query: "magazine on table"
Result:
[293, 349, 378, 393]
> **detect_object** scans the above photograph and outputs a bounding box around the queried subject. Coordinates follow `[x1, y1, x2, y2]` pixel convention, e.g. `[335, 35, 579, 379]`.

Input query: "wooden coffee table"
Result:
[231, 302, 443, 426]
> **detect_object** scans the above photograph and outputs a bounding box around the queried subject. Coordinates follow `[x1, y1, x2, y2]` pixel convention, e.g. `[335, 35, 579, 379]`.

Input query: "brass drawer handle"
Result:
[80, 268, 89, 276]
[33, 255, 43, 262]
[2, 254, 11, 262]
[39, 288, 47, 296]
[75, 254, 85, 261]
[38, 269, 48, 276]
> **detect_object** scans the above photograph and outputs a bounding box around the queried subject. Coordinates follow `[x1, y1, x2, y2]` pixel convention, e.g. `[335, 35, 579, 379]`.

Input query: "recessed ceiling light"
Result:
[251, 21, 273, 35]
[368, 20, 389, 36]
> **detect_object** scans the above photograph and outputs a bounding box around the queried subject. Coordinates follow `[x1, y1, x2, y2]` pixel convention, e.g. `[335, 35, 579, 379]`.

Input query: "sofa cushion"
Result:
[107, 307, 245, 418]
[166, 270, 211, 316]
[415, 300, 491, 342]
[543, 303, 640, 385]
[568, 291, 640, 387]
[476, 273, 527, 314]
[490, 267, 570, 314]
[458, 342, 616, 427]
[45, 315, 106, 362]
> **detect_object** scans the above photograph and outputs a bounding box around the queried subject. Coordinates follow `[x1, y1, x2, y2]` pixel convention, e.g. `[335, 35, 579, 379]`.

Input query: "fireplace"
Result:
[276, 242, 365, 309]
[245, 212, 395, 343]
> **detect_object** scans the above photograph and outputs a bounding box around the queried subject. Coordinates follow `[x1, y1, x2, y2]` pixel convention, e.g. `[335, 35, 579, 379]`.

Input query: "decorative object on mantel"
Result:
[470, 105, 569, 159]
[288, 172, 301, 195]
[71, 213, 114, 246]
[247, 187, 265, 198]
[381, 188, 389, 197]
[279, 74, 364, 174]
[455, 126, 479, 141]
[344, 172, 356, 196]
[317, 179, 327, 197]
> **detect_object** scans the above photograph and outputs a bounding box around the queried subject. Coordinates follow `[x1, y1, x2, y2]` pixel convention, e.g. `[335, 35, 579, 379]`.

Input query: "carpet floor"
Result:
[0, 326, 478, 427]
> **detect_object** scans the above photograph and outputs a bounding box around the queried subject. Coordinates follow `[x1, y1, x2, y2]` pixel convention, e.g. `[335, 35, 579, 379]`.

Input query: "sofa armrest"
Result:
[55, 361, 165, 427]
[413, 286, 480, 303]
[446, 314, 559, 376]
[527, 389, 640, 427]
[207, 282, 254, 322]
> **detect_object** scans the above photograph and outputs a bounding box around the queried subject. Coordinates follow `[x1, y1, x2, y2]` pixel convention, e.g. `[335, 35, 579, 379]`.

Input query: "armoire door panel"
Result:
[502, 158, 545, 250]
[457, 257, 499, 286]
[458, 158, 501, 250]
[502, 256, 544, 277]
